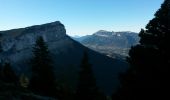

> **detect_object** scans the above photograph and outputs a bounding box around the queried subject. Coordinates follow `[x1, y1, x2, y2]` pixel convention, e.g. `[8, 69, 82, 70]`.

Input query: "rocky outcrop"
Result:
[0, 21, 69, 69]
[0, 21, 66, 52]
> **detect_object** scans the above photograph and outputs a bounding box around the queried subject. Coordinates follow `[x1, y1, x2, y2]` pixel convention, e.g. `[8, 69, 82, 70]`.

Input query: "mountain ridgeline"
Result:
[0, 21, 128, 95]
[73, 30, 139, 58]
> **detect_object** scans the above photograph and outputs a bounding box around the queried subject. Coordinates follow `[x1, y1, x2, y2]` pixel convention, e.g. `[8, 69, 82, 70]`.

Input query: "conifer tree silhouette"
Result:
[30, 36, 57, 97]
[112, 0, 170, 99]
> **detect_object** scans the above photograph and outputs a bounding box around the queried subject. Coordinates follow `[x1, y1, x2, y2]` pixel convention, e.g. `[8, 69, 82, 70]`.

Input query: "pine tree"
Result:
[0, 42, 3, 53]
[0, 33, 3, 53]
[1, 62, 18, 83]
[30, 36, 57, 97]
[0, 62, 2, 80]
[75, 51, 106, 100]
[19, 73, 29, 89]
[112, 0, 170, 99]
[0, 39, 3, 79]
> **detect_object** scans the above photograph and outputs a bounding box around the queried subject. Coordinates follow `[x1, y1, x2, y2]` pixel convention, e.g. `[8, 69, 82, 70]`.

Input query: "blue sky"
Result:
[0, 0, 163, 36]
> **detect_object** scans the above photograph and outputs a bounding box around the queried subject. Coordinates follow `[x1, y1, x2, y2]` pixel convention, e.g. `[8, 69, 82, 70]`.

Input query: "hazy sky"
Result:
[0, 0, 163, 36]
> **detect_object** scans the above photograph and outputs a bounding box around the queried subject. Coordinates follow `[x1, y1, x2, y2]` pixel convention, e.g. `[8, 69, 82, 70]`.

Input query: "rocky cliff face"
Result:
[0, 21, 66, 52]
[0, 21, 70, 73]
[0, 22, 128, 95]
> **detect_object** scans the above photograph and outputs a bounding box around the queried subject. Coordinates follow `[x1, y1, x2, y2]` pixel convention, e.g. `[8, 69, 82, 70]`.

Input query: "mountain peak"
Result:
[0, 21, 67, 51]
[96, 30, 110, 33]
[0, 21, 66, 38]
[94, 30, 113, 37]
[0, 21, 65, 36]
[26, 21, 64, 30]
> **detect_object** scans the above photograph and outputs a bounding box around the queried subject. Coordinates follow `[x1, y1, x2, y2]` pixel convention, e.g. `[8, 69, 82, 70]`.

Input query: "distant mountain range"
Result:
[0, 22, 128, 95]
[72, 30, 140, 59]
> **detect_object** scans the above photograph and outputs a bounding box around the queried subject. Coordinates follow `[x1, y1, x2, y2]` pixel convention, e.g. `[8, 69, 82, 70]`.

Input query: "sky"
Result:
[0, 0, 163, 36]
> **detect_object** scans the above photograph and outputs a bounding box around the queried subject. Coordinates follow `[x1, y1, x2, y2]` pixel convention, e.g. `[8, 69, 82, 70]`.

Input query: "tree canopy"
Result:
[112, 0, 170, 99]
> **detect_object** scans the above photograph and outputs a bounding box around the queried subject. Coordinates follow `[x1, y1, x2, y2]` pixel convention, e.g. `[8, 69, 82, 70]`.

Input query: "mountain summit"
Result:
[0, 21, 66, 52]
[73, 30, 139, 58]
